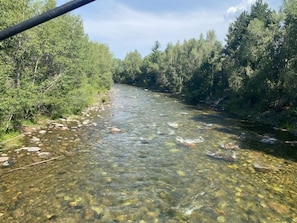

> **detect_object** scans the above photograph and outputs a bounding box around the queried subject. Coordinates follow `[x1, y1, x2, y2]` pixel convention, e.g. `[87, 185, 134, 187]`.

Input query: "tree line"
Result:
[0, 0, 113, 138]
[113, 0, 297, 130]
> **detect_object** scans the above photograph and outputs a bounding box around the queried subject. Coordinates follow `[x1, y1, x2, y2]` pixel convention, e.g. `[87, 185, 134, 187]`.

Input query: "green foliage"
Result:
[115, 0, 297, 129]
[113, 50, 142, 85]
[0, 0, 114, 137]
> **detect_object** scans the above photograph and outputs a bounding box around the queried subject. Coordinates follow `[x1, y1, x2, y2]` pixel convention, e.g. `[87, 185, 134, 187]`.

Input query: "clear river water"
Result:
[1, 84, 297, 223]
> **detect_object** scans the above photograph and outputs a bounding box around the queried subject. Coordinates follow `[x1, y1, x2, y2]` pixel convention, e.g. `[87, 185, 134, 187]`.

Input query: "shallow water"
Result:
[1, 84, 297, 222]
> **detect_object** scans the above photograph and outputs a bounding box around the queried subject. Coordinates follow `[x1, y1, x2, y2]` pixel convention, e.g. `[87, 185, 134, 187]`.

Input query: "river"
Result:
[1, 84, 297, 222]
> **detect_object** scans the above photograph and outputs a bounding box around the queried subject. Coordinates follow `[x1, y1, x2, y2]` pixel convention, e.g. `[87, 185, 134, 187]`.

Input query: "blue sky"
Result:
[57, 0, 283, 59]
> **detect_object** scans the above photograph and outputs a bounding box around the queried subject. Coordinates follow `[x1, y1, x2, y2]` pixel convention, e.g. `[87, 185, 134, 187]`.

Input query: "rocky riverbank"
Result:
[0, 93, 111, 174]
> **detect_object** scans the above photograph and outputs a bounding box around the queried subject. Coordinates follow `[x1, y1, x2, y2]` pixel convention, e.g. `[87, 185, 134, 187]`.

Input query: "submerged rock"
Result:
[221, 142, 239, 150]
[206, 151, 237, 162]
[253, 164, 274, 173]
[253, 163, 280, 173]
[139, 137, 150, 144]
[176, 136, 204, 147]
[268, 201, 291, 214]
[110, 127, 122, 134]
[167, 122, 179, 129]
[260, 137, 277, 144]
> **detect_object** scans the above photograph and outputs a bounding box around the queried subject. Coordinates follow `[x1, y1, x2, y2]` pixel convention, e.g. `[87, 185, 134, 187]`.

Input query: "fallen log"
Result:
[0, 155, 64, 177]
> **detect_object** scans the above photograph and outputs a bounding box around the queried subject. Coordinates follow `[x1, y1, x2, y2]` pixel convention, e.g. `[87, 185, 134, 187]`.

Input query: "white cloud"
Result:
[225, 0, 256, 19]
[82, 2, 228, 58]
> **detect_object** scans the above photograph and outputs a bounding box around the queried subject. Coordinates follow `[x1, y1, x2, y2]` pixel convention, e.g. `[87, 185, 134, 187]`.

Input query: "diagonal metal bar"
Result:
[0, 0, 95, 41]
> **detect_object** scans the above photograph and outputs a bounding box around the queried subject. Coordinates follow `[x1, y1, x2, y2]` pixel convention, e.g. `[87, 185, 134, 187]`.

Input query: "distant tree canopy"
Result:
[113, 0, 297, 129]
[0, 0, 114, 137]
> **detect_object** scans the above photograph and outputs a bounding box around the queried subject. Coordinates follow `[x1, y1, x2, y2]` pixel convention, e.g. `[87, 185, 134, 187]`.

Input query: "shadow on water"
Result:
[189, 108, 297, 162]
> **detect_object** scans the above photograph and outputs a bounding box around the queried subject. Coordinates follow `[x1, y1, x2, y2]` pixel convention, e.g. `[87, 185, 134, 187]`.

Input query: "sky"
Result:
[57, 0, 283, 59]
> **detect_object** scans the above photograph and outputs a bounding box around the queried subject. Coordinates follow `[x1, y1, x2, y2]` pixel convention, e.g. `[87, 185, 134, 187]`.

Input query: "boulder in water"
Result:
[206, 151, 237, 162]
[167, 122, 179, 129]
[253, 164, 273, 173]
[110, 127, 122, 134]
[176, 136, 204, 147]
[221, 142, 239, 150]
[260, 137, 277, 144]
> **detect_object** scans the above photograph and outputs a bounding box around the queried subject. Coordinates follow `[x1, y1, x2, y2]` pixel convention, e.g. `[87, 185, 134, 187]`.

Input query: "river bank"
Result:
[0, 92, 111, 153]
[152, 88, 297, 137]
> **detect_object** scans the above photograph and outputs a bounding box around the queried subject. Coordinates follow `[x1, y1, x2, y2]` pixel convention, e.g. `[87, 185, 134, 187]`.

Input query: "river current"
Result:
[1, 84, 297, 222]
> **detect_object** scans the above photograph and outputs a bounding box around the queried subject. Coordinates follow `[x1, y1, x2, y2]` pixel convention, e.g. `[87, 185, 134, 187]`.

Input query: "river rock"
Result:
[268, 201, 290, 214]
[54, 123, 65, 128]
[2, 161, 10, 167]
[206, 150, 237, 162]
[38, 152, 51, 159]
[84, 209, 95, 221]
[30, 136, 40, 142]
[0, 157, 9, 162]
[16, 147, 41, 152]
[63, 151, 77, 157]
[110, 127, 122, 134]
[260, 137, 277, 144]
[176, 136, 204, 147]
[167, 122, 179, 129]
[253, 164, 272, 173]
[82, 119, 90, 125]
[39, 130, 47, 134]
[221, 142, 239, 150]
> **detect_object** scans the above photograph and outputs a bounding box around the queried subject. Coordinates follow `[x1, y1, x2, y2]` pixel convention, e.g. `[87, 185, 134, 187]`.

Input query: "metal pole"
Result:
[0, 0, 95, 41]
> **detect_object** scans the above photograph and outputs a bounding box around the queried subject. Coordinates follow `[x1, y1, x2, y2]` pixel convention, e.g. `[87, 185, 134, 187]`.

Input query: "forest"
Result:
[0, 0, 114, 138]
[1, 0, 297, 139]
[113, 0, 297, 131]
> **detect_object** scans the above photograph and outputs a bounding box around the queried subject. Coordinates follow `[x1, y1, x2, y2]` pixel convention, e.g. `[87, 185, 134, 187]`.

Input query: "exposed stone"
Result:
[176, 136, 204, 147]
[110, 127, 122, 134]
[16, 147, 41, 152]
[39, 130, 47, 134]
[30, 136, 40, 142]
[221, 142, 239, 150]
[0, 157, 9, 162]
[2, 161, 10, 167]
[167, 122, 179, 129]
[60, 126, 69, 131]
[206, 150, 237, 162]
[38, 152, 51, 159]
[82, 119, 90, 125]
[253, 164, 272, 173]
